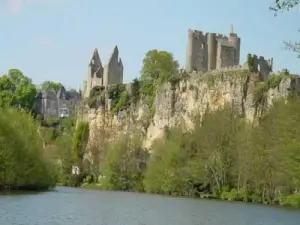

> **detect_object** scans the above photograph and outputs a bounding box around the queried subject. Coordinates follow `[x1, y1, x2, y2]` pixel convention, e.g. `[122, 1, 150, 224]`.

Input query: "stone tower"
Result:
[185, 25, 241, 73]
[83, 46, 123, 98]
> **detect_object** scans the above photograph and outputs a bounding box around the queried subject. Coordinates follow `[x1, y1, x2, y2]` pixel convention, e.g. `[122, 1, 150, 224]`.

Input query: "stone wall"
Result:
[185, 26, 240, 73]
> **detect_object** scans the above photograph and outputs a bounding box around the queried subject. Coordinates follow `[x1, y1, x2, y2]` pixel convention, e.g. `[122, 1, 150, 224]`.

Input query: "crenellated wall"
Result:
[185, 25, 241, 73]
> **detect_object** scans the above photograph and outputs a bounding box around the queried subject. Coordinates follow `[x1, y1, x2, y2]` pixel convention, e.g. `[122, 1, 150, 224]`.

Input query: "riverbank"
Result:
[0, 185, 55, 193]
[79, 183, 300, 209]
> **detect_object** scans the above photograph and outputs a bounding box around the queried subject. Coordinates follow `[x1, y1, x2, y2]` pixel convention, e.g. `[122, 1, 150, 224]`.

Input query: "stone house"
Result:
[34, 85, 81, 118]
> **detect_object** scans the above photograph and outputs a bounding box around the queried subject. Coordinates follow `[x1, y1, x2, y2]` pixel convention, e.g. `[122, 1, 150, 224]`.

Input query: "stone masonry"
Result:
[83, 46, 123, 98]
[185, 25, 241, 73]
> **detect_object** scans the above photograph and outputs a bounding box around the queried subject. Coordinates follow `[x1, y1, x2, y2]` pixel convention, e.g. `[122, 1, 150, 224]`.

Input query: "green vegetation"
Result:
[198, 69, 249, 88]
[99, 135, 148, 191]
[0, 69, 37, 111]
[0, 68, 82, 191]
[0, 108, 57, 190]
[39, 81, 61, 92]
[247, 53, 256, 73]
[83, 99, 300, 208]
[86, 87, 106, 108]
[139, 50, 179, 116]
[73, 121, 89, 166]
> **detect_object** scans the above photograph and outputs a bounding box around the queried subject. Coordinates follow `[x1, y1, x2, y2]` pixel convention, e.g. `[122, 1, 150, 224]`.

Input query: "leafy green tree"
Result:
[0, 69, 37, 111]
[0, 108, 57, 190]
[144, 128, 195, 195]
[139, 50, 179, 113]
[140, 50, 179, 85]
[0, 75, 15, 107]
[73, 122, 89, 168]
[271, 0, 299, 12]
[100, 135, 147, 191]
[40, 80, 61, 92]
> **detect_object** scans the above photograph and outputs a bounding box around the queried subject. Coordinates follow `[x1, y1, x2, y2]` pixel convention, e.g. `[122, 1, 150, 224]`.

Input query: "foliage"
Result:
[112, 90, 131, 114]
[138, 50, 179, 122]
[247, 53, 255, 72]
[131, 78, 140, 105]
[108, 84, 126, 110]
[252, 82, 269, 104]
[86, 87, 106, 108]
[270, 0, 300, 57]
[0, 69, 37, 111]
[49, 135, 77, 186]
[72, 122, 89, 165]
[0, 75, 15, 107]
[270, 0, 299, 13]
[100, 135, 148, 192]
[40, 81, 61, 92]
[142, 102, 300, 206]
[0, 108, 57, 190]
[266, 74, 283, 89]
[140, 50, 179, 86]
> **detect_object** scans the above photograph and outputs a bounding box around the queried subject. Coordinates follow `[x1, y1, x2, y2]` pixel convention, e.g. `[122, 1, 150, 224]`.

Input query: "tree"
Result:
[40, 80, 61, 92]
[0, 108, 57, 190]
[72, 122, 89, 169]
[140, 50, 179, 85]
[270, 0, 300, 56]
[0, 69, 37, 111]
[139, 50, 179, 112]
[0, 75, 15, 107]
[271, 0, 299, 12]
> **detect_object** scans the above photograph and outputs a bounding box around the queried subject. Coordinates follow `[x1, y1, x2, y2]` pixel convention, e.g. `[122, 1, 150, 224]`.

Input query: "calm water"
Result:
[0, 187, 300, 225]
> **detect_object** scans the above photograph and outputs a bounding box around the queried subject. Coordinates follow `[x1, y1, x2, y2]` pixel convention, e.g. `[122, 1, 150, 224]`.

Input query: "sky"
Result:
[0, 0, 299, 90]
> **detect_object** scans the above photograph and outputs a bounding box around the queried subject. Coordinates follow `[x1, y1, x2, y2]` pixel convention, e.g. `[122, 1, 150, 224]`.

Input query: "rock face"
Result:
[78, 69, 300, 149]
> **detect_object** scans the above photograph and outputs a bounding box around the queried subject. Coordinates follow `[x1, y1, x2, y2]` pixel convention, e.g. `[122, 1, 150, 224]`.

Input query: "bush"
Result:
[0, 107, 57, 190]
[100, 135, 146, 192]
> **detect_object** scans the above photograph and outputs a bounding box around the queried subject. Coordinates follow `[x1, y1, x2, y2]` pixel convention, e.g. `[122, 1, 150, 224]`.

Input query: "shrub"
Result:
[0, 107, 57, 190]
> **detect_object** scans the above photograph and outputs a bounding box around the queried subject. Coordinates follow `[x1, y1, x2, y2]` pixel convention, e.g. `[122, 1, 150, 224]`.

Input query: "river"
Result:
[0, 187, 300, 225]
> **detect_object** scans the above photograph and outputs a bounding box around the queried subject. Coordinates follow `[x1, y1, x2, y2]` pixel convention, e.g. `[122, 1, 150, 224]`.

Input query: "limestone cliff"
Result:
[78, 68, 300, 149]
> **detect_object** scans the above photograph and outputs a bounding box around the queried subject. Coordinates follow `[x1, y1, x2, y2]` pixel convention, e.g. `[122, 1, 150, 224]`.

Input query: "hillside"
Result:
[78, 67, 300, 149]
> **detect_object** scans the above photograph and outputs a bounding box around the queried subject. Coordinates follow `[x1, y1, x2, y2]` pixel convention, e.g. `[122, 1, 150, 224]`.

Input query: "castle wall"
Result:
[216, 43, 236, 69]
[185, 29, 208, 73]
[185, 26, 241, 73]
[252, 55, 273, 81]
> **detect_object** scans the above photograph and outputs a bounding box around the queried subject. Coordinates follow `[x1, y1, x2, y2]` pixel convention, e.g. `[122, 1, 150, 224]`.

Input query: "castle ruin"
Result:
[185, 25, 241, 73]
[83, 46, 123, 98]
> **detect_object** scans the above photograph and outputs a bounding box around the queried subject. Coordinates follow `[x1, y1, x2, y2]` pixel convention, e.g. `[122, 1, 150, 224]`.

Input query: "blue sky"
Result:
[0, 0, 299, 89]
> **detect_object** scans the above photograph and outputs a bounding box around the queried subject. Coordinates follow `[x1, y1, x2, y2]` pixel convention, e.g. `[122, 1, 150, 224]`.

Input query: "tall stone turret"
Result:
[103, 45, 123, 85]
[84, 48, 104, 98]
[228, 24, 241, 66]
[207, 33, 217, 71]
[185, 29, 207, 73]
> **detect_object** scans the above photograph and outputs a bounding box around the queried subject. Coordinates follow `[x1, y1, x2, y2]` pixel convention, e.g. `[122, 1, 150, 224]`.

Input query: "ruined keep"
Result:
[185, 25, 241, 73]
[83, 46, 123, 98]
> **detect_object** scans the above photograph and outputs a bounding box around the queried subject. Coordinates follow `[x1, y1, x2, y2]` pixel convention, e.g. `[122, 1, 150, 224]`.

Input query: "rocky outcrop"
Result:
[78, 69, 300, 149]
